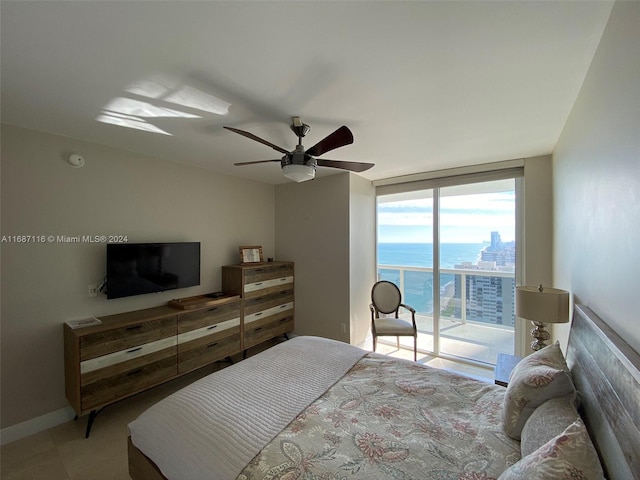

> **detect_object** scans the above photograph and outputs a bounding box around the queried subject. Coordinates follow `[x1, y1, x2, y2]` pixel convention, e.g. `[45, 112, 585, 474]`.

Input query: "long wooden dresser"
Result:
[64, 294, 242, 437]
[64, 261, 294, 437]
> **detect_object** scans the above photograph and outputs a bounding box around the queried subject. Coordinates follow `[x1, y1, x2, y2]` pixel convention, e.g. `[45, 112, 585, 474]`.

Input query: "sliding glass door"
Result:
[437, 180, 516, 363]
[377, 178, 517, 365]
[377, 190, 435, 352]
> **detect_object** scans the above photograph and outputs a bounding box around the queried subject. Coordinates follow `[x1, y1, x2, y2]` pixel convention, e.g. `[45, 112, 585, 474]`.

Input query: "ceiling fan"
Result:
[224, 117, 374, 182]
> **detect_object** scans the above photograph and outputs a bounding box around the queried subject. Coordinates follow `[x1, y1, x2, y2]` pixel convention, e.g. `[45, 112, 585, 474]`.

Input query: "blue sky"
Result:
[378, 191, 515, 244]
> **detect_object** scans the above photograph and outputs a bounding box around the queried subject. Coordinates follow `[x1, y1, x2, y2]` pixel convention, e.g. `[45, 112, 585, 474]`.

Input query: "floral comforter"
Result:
[238, 354, 520, 480]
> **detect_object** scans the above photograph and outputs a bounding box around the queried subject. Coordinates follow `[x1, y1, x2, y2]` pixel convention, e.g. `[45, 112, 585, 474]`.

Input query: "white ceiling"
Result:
[1, 1, 613, 185]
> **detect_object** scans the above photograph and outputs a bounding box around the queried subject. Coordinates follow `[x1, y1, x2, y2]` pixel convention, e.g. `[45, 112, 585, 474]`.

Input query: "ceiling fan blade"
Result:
[224, 126, 290, 155]
[234, 159, 281, 166]
[305, 126, 354, 157]
[316, 159, 374, 173]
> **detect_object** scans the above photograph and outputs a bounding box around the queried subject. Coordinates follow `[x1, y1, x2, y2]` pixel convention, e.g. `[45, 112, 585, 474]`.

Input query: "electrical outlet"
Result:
[88, 284, 98, 297]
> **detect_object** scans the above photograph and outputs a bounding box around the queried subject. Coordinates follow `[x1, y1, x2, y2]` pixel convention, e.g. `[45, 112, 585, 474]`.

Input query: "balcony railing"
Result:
[378, 264, 515, 327]
[377, 264, 516, 365]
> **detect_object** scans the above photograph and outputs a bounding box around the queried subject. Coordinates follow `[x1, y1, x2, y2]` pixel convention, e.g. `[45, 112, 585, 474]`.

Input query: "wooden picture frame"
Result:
[239, 245, 263, 264]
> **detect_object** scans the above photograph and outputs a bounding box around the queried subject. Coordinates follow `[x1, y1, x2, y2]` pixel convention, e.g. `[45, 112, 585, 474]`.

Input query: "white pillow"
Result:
[502, 342, 575, 439]
[520, 395, 579, 457]
[498, 419, 604, 480]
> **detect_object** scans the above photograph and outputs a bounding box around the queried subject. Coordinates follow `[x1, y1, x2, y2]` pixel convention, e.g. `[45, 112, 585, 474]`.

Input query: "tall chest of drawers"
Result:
[222, 261, 295, 350]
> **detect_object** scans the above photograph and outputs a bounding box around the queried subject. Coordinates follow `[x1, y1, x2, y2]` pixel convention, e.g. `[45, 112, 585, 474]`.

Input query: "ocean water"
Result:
[377, 243, 485, 314]
[378, 243, 485, 269]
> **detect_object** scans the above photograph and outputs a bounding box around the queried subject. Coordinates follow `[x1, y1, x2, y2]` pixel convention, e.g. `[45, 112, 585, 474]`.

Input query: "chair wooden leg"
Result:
[373, 336, 377, 352]
[414, 337, 417, 362]
[397, 336, 400, 349]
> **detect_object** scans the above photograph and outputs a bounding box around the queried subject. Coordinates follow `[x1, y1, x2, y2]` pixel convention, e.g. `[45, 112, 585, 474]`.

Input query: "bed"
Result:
[128, 305, 640, 479]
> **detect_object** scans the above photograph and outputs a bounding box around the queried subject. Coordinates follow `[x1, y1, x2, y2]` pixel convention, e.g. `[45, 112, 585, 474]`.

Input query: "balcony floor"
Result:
[373, 313, 515, 382]
[373, 340, 495, 383]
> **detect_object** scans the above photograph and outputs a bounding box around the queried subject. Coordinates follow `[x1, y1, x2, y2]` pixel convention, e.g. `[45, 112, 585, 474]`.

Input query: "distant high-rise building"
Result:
[453, 273, 515, 326]
[482, 231, 516, 266]
[490, 231, 502, 250]
[450, 231, 516, 326]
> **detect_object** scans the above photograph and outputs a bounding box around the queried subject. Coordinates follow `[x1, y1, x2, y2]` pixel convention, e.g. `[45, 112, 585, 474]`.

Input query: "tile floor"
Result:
[374, 337, 495, 382]
[1, 361, 226, 480]
[1, 338, 494, 479]
[405, 313, 516, 365]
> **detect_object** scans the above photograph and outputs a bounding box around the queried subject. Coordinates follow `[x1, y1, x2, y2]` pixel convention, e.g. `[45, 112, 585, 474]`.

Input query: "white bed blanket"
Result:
[128, 336, 367, 480]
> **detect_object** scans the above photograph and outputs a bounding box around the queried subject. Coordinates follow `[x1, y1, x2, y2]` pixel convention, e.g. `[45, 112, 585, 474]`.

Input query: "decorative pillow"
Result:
[498, 419, 604, 480]
[520, 395, 579, 457]
[502, 342, 575, 439]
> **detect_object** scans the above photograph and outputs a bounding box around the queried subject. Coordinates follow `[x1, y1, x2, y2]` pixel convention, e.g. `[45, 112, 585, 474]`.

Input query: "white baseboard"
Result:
[1, 406, 75, 445]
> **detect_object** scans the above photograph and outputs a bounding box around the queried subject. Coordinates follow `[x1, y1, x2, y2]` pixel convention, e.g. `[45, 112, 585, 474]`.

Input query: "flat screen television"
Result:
[106, 242, 200, 299]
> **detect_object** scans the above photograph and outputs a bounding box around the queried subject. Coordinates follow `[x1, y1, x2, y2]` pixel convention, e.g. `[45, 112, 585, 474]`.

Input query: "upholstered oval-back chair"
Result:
[369, 280, 417, 361]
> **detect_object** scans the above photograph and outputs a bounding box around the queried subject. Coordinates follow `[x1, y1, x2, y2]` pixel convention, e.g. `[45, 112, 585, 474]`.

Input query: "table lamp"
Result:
[516, 284, 569, 351]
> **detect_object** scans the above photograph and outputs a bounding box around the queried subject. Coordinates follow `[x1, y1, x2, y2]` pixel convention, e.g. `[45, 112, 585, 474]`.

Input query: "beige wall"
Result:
[275, 173, 352, 342]
[553, 1, 640, 352]
[275, 172, 376, 345]
[523, 156, 553, 289]
[521, 156, 553, 353]
[348, 174, 376, 347]
[0, 124, 275, 428]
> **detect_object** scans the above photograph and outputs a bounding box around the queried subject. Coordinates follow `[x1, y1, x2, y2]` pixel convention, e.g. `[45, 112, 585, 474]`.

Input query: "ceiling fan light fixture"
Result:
[283, 163, 315, 182]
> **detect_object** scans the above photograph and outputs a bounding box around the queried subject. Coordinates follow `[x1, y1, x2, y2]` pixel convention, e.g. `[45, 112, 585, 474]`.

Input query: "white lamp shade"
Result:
[516, 285, 569, 324]
[283, 164, 315, 182]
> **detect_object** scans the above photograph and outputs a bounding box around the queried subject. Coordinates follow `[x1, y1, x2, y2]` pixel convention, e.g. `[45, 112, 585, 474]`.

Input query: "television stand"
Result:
[64, 294, 241, 437]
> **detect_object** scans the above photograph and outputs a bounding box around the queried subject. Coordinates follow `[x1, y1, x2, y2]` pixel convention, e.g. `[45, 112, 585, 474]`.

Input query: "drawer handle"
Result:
[254, 312, 263, 317]
[206, 307, 218, 312]
[127, 347, 142, 354]
[126, 325, 142, 331]
[279, 305, 288, 309]
[254, 282, 263, 286]
[280, 318, 288, 322]
[207, 325, 218, 330]
[254, 327, 263, 332]
[127, 368, 143, 376]
[279, 278, 288, 282]
[207, 342, 219, 348]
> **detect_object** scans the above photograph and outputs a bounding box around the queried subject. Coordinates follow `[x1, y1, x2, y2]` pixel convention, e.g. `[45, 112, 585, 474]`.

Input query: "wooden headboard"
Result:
[566, 305, 640, 479]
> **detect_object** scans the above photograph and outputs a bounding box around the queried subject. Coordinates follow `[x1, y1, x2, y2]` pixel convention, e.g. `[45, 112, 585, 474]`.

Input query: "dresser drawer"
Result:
[81, 336, 176, 375]
[244, 302, 293, 326]
[244, 275, 293, 296]
[178, 331, 241, 374]
[244, 263, 294, 285]
[244, 316, 294, 350]
[80, 352, 177, 411]
[177, 317, 240, 344]
[244, 290, 294, 315]
[177, 301, 240, 334]
[79, 317, 176, 361]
